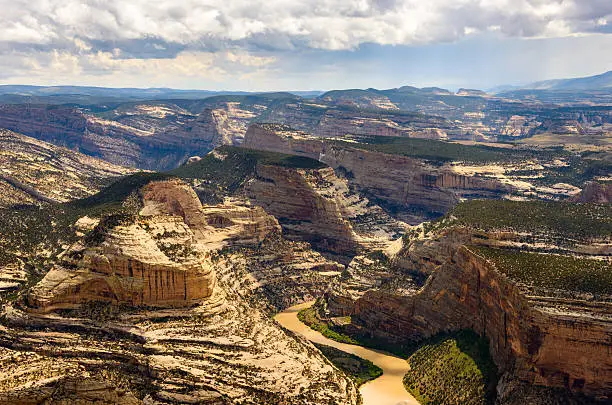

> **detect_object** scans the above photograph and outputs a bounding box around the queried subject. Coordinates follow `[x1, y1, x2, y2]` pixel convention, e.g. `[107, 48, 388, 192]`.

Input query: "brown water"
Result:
[274, 301, 419, 405]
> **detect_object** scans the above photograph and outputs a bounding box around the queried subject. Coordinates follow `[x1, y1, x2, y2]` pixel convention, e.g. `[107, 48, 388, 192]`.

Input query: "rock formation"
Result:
[27, 179, 284, 313]
[245, 161, 408, 259]
[571, 181, 612, 203]
[0, 129, 134, 207]
[1, 178, 358, 404]
[321, 212, 612, 402]
[243, 123, 510, 222]
[0, 104, 236, 170]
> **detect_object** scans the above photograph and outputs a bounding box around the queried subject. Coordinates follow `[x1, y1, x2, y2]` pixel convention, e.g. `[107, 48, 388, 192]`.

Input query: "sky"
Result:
[0, 0, 611, 91]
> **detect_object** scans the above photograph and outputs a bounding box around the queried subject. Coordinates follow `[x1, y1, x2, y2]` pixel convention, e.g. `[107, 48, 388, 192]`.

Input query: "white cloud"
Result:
[0, 0, 610, 51]
[0, 0, 609, 87]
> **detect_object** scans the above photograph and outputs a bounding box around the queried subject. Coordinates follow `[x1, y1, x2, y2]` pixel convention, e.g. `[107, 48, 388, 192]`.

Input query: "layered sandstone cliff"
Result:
[2, 178, 358, 404]
[245, 162, 408, 259]
[243, 124, 509, 221]
[0, 104, 238, 170]
[28, 179, 281, 312]
[322, 224, 612, 401]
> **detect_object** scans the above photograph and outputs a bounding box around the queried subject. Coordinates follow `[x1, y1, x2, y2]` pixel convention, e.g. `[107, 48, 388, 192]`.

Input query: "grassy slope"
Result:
[313, 343, 382, 387]
[473, 246, 612, 296]
[446, 200, 612, 239]
[403, 330, 498, 405]
[297, 306, 360, 345]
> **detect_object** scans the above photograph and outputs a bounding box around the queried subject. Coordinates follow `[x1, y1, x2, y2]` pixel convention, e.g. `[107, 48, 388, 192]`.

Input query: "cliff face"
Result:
[243, 124, 509, 221]
[28, 214, 217, 312]
[571, 182, 612, 203]
[0, 104, 236, 170]
[3, 179, 358, 404]
[0, 129, 134, 207]
[245, 163, 408, 259]
[246, 164, 359, 256]
[324, 229, 612, 400]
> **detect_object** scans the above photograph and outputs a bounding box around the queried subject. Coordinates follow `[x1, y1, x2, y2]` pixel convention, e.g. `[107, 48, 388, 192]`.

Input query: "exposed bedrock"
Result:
[243, 124, 509, 221]
[4, 178, 358, 404]
[27, 180, 281, 313]
[325, 242, 612, 400]
[245, 163, 408, 260]
[0, 104, 234, 170]
[571, 181, 612, 204]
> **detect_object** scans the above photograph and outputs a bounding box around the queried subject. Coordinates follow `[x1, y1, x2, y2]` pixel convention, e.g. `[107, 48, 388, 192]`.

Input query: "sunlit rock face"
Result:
[243, 123, 509, 222]
[0, 129, 134, 207]
[27, 179, 283, 312]
[324, 224, 612, 401]
[28, 214, 217, 312]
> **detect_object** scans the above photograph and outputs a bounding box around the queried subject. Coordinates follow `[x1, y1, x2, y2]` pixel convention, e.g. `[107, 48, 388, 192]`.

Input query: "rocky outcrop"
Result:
[27, 180, 281, 312]
[243, 124, 509, 222]
[571, 182, 612, 203]
[141, 180, 281, 249]
[0, 104, 236, 170]
[0, 129, 134, 207]
[323, 227, 612, 401]
[27, 214, 217, 312]
[245, 162, 408, 259]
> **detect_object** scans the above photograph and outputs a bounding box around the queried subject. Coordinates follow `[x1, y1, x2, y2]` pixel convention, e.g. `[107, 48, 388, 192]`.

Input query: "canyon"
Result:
[0, 129, 134, 207]
[0, 179, 359, 404]
[318, 202, 611, 403]
[0, 80, 609, 405]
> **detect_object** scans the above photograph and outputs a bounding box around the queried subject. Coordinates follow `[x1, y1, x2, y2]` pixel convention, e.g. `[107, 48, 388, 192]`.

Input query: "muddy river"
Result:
[274, 301, 419, 405]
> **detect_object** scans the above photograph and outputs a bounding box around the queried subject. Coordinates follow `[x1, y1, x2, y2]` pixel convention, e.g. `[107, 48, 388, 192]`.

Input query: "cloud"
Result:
[0, 0, 609, 87]
[1, 0, 610, 52]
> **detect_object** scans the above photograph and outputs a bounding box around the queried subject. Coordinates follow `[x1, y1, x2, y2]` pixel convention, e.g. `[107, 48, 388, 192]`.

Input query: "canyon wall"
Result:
[327, 244, 612, 399]
[243, 124, 509, 221]
[244, 162, 408, 259]
[0, 104, 232, 170]
[245, 164, 363, 257]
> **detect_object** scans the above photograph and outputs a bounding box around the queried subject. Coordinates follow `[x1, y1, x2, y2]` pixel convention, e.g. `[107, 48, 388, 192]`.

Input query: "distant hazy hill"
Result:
[0, 85, 323, 104]
[519, 71, 612, 91]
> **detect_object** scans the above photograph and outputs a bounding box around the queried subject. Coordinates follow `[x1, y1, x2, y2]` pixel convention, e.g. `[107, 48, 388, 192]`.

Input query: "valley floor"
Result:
[274, 301, 419, 405]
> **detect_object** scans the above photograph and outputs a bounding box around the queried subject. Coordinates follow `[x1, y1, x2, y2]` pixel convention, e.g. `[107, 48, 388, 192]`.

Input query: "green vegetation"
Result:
[473, 246, 612, 296]
[403, 330, 498, 405]
[170, 145, 326, 196]
[447, 200, 612, 239]
[297, 304, 415, 357]
[297, 305, 360, 345]
[337, 135, 566, 164]
[313, 343, 383, 387]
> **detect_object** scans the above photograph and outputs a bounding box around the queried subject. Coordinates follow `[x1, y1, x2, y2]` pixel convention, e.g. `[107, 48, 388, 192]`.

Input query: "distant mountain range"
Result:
[1, 70, 611, 107]
[0, 85, 324, 104]
[494, 71, 612, 92]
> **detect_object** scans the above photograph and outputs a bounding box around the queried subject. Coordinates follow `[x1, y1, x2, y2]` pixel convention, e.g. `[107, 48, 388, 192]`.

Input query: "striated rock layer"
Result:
[324, 227, 612, 401]
[0, 129, 134, 207]
[28, 179, 282, 313]
[245, 162, 408, 259]
[243, 124, 509, 221]
[2, 179, 358, 404]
